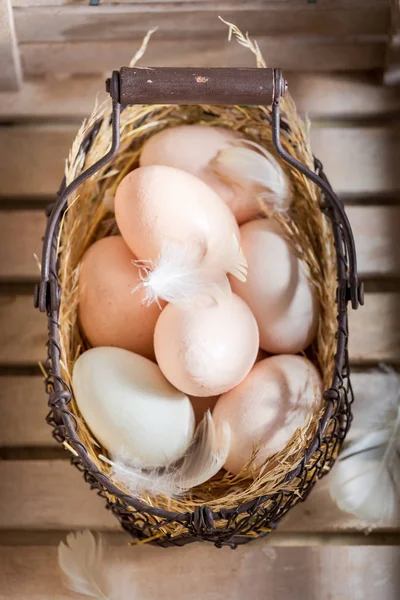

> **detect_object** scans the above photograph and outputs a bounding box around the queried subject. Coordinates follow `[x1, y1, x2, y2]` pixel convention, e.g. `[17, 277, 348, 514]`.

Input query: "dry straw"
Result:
[55, 23, 337, 536]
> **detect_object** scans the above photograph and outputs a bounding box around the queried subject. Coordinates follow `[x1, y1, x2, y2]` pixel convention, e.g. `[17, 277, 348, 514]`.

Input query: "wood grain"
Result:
[0, 125, 71, 198]
[0, 293, 397, 365]
[14, 4, 390, 43]
[0, 376, 51, 447]
[349, 293, 400, 363]
[1, 545, 399, 600]
[0, 211, 44, 279]
[20, 38, 386, 77]
[1, 73, 399, 121]
[0, 371, 393, 448]
[0, 459, 398, 533]
[346, 206, 400, 277]
[0, 0, 22, 90]
[1, 207, 399, 279]
[1, 124, 399, 198]
[310, 125, 400, 195]
[0, 296, 47, 364]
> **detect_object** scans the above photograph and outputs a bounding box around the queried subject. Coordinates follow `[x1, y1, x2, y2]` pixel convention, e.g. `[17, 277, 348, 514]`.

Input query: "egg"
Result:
[78, 236, 163, 360]
[139, 125, 261, 224]
[213, 355, 322, 475]
[72, 347, 195, 468]
[231, 219, 319, 354]
[115, 164, 239, 260]
[154, 294, 259, 397]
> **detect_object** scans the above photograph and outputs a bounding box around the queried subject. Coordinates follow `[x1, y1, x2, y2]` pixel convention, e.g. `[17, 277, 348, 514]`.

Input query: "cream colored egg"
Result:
[72, 347, 195, 468]
[78, 236, 163, 360]
[115, 165, 240, 261]
[231, 219, 319, 354]
[140, 125, 261, 224]
[213, 355, 322, 475]
[154, 294, 259, 397]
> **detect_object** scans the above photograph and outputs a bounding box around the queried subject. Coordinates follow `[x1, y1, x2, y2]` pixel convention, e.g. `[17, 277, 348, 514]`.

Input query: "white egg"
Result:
[213, 355, 322, 475]
[72, 347, 195, 468]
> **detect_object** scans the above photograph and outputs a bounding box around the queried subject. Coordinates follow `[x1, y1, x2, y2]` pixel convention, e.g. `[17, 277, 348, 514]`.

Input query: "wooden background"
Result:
[0, 1, 400, 598]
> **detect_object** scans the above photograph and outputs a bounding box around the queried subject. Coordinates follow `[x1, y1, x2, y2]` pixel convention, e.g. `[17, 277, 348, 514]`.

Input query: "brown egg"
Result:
[78, 236, 164, 360]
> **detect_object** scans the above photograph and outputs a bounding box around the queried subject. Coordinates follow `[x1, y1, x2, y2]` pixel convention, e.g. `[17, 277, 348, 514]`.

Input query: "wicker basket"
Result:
[35, 59, 363, 548]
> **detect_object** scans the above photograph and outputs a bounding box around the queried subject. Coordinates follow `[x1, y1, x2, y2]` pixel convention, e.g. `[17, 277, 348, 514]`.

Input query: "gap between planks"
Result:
[2, 529, 400, 547]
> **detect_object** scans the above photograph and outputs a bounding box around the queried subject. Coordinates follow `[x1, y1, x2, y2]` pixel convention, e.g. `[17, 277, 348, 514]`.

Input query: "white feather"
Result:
[329, 372, 400, 523]
[224, 233, 248, 282]
[58, 531, 111, 599]
[348, 364, 400, 442]
[212, 139, 292, 212]
[132, 237, 245, 307]
[100, 411, 230, 498]
[58, 531, 134, 600]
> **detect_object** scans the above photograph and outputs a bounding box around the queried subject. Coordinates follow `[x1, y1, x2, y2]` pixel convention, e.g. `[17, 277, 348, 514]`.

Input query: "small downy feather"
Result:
[224, 233, 248, 282]
[329, 370, 400, 523]
[59, 531, 121, 599]
[211, 139, 292, 212]
[133, 236, 246, 307]
[100, 411, 230, 498]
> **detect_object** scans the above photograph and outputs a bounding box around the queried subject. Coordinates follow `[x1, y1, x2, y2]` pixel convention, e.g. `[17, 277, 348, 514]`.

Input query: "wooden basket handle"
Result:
[108, 67, 286, 106]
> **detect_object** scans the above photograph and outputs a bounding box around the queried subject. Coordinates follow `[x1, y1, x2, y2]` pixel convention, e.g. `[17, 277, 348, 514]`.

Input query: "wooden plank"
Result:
[310, 124, 400, 195]
[0, 293, 397, 364]
[0, 546, 399, 600]
[20, 38, 386, 77]
[349, 370, 400, 442]
[290, 73, 400, 120]
[0, 460, 117, 530]
[0, 371, 392, 448]
[0, 459, 398, 533]
[14, 4, 390, 44]
[0, 211, 44, 279]
[0, 0, 22, 90]
[0, 296, 47, 364]
[1, 207, 399, 280]
[349, 293, 400, 363]
[385, 0, 400, 85]
[0, 376, 52, 447]
[1, 124, 399, 199]
[0, 125, 70, 198]
[346, 206, 400, 277]
[0, 73, 399, 121]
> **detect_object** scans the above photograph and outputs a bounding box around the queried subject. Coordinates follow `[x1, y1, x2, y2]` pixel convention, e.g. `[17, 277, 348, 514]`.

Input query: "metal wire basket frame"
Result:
[35, 67, 364, 548]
